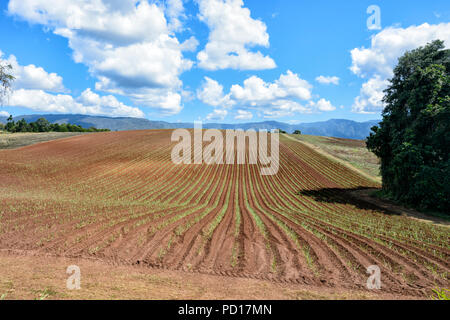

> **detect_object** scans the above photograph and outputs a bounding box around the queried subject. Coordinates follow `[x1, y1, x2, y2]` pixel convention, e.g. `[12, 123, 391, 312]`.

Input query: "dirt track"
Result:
[0, 130, 448, 299]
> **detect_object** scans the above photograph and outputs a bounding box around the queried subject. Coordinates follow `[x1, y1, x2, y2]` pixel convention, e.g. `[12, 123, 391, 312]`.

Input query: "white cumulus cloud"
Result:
[230, 71, 312, 104]
[196, 0, 276, 70]
[261, 100, 311, 118]
[198, 70, 336, 119]
[197, 77, 234, 108]
[166, 0, 186, 32]
[206, 108, 228, 121]
[1, 50, 144, 117]
[0, 51, 65, 92]
[311, 98, 336, 112]
[180, 36, 200, 52]
[9, 88, 144, 118]
[234, 110, 253, 120]
[350, 22, 450, 113]
[315, 75, 340, 85]
[8, 0, 193, 115]
[352, 76, 389, 114]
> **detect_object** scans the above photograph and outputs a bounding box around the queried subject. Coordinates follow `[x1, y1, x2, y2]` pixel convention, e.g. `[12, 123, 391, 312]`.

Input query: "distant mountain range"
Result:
[0, 114, 380, 140]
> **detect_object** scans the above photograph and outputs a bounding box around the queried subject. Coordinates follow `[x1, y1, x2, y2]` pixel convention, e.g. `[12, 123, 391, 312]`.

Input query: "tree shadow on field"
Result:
[297, 187, 399, 216]
[298, 187, 450, 225]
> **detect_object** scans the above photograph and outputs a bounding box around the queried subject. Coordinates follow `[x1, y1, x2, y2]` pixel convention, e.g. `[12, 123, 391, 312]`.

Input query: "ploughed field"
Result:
[0, 130, 448, 297]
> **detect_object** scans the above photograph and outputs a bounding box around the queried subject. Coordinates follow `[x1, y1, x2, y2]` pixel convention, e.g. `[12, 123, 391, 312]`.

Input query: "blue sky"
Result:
[0, 0, 449, 123]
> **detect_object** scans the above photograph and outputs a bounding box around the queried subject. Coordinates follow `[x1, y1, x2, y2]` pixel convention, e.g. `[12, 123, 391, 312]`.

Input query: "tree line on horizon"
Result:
[0, 116, 110, 133]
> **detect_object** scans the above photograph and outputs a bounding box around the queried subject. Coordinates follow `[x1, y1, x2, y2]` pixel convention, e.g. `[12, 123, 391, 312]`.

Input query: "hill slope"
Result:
[0, 130, 447, 298]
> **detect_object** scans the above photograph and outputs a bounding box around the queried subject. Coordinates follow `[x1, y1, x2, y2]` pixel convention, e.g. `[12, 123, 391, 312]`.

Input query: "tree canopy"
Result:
[0, 63, 14, 106]
[3, 116, 110, 133]
[366, 40, 450, 212]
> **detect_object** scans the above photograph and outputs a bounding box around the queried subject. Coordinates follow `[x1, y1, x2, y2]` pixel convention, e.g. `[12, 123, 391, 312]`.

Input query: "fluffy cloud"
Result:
[351, 23, 450, 78]
[196, 0, 276, 70]
[261, 100, 311, 118]
[197, 77, 234, 108]
[1, 50, 144, 117]
[230, 71, 312, 104]
[311, 98, 336, 112]
[198, 70, 336, 119]
[234, 110, 253, 120]
[8, 0, 193, 115]
[315, 75, 340, 85]
[91, 36, 192, 89]
[180, 36, 200, 52]
[166, 0, 185, 32]
[0, 51, 65, 92]
[350, 23, 450, 113]
[8, 1, 168, 46]
[352, 76, 388, 114]
[9, 88, 144, 118]
[122, 88, 183, 115]
[0, 111, 10, 117]
[206, 108, 228, 121]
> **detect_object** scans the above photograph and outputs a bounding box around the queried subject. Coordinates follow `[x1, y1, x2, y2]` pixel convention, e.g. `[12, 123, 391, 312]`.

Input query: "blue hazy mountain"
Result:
[0, 114, 380, 140]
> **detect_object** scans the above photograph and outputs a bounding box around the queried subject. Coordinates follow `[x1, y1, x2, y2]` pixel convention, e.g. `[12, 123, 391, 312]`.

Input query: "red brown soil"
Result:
[1, 251, 425, 300]
[0, 130, 448, 299]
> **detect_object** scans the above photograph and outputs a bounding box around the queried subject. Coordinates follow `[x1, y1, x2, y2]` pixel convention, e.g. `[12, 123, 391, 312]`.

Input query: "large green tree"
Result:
[367, 40, 450, 212]
[0, 63, 14, 106]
